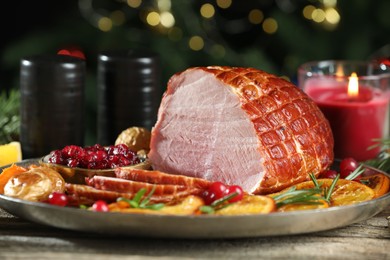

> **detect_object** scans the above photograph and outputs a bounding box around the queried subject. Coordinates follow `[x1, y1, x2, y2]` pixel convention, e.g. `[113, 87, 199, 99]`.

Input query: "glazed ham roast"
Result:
[148, 66, 334, 195]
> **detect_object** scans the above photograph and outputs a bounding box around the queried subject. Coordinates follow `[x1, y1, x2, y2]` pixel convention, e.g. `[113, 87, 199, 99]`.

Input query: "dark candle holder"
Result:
[19, 54, 86, 159]
[96, 49, 162, 146]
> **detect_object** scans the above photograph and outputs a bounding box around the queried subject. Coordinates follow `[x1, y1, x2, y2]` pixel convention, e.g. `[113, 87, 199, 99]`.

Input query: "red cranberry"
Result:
[339, 157, 359, 178]
[320, 169, 338, 179]
[225, 185, 244, 203]
[47, 192, 68, 207]
[92, 200, 109, 212]
[47, 144, 139, 170]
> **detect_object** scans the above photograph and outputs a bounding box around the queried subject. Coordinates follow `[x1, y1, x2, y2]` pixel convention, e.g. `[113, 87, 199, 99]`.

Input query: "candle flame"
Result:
[348, 72, 359, 98]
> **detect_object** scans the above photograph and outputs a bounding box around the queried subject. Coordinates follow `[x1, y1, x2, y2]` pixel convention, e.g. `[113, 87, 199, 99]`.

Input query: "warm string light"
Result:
[77, 0, 341, 59]
[302, 0, 340, 30]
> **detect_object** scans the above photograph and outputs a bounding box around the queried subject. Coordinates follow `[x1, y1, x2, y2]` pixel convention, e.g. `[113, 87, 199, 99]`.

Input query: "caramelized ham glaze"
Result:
[66, 177, 202, 205]
[115, 168, 212, 190]
[148, 66, 334, 194]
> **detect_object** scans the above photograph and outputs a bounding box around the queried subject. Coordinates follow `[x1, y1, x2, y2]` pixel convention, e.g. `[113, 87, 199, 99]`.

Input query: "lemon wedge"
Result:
[0, 141, 22, 167]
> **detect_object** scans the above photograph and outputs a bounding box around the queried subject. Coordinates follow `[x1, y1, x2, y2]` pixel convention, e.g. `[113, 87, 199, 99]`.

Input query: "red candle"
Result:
[305, 73, 390, 161]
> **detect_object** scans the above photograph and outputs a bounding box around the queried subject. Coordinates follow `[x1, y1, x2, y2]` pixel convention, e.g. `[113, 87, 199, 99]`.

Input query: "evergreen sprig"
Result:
[0, 89, 20, 144]
[365, 138, 390, 172]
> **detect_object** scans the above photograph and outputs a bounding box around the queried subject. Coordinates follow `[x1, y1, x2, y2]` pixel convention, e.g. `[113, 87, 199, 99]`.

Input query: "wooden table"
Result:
[0, 206, 389, 259]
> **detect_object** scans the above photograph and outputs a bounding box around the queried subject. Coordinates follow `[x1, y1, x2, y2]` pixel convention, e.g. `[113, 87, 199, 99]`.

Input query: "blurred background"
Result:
[1, 0, 389, 146]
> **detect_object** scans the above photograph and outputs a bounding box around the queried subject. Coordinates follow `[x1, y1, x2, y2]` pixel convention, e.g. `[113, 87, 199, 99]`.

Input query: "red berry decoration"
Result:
[319, 169, 338, 179]
[92, 200, 109, 212]
[46, 144, 140, 169]
[202, 182, 244, 205]
[339, 157, 359, 178]
[202, 182, 227, 205]
[225, 185, 244, 203]
[47, 192, 68, 207]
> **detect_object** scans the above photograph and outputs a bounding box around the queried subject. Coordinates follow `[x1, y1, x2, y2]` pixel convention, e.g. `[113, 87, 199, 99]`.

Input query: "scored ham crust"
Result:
[148, 66, 334, 194]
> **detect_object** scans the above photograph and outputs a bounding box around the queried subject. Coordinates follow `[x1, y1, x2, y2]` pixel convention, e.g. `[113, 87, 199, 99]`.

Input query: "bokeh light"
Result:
[200, 3, 215, 19]
[303, 5, 316, 20]
[248, 9, 264, 24]
[146, 11, 160, 26]
[160, 11, 175, 28]
[262, 18, 278, 34]
[216, 0, 232, 9]
[98, 17, 113, 31]
[127, 0, 142, 8]
[312, 8, 326, 23]
[325, 8, 340, 24]
[189, 36, 204, 51]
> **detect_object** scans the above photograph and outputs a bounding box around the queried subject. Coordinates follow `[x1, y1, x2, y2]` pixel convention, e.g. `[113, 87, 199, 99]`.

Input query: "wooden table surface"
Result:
[0, 205, 389, 260]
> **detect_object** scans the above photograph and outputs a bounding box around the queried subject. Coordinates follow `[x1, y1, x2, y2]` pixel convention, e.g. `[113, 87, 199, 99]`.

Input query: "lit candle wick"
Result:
[348, 72, 359, 98]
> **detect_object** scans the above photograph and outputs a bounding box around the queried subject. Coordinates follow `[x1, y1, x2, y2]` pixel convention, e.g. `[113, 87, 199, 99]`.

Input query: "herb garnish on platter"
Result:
[365, 138, 390, 172]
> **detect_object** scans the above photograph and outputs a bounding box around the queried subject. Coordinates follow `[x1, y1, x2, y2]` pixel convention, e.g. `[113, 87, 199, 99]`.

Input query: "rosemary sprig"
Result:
[345, 164, 365, 180]
[199, 192, 238, 214]
[309, 172, 339, 203]
[117, 186, 164, 210]
[365, 138, 390, 172]
[271, 187, 324, 207]
[324, 174, 339, 202]
[272, 172, 341, 208]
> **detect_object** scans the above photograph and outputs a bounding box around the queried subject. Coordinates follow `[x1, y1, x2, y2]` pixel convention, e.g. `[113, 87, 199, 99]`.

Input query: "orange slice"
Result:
[277, 198, 329, 212]
[0, 141, 22, 167]
[0, 164, 27, 194]
[109, 195, 204, 215]
[214, 195, 276, 215]
[291, 178, 375, 206]
[360, 173, 390, 198]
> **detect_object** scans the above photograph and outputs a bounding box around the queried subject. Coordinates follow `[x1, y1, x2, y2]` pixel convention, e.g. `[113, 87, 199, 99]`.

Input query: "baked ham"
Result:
[148, 66, 334, 194]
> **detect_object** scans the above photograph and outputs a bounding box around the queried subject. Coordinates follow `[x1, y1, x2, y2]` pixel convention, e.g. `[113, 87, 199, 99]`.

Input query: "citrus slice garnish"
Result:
[360, 173, 390, 198]
[109, 195, 204, 215]
[291, 178, 375, 206]
[0, 164, 27, 194]
[277, 198, 329, 212]
[214, 195, 276, 215]
[0, 141, 22, 167]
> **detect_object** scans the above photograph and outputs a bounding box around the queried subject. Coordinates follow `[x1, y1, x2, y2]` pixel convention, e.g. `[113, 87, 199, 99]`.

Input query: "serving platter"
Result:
[0, 159, 389, 239]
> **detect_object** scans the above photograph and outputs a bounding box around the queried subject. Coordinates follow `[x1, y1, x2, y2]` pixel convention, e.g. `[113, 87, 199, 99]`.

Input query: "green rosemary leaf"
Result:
[116, 186, 164, 210]
[198, 192, 239, 214]
[272, 187, 324, 208]
[199, 205, 215, 214]
[364, 138, 390, 172]
[129, 201, 139, 208]
[367, 138, 390, 150]
[139, 185, 157, 208]
[117, 197, 139, 208]
[309, 173, 321, 188]
[325, 174, 340, 202]
[270, 187, 296, 201]
[345, 164, 364, 180]
[133, 188, 147, 204]
[210, 192, 238, 208]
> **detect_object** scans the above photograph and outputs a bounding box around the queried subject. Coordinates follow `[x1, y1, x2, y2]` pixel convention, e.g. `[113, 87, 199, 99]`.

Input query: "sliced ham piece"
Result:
[84, 175, 203, 203]
[114, 168, 212, 190]
[148, 66, 334, 194]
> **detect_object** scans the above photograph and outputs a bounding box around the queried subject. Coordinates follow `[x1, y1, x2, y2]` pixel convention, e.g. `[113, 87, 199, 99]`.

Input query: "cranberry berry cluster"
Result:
[47, 144, 140, 169]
